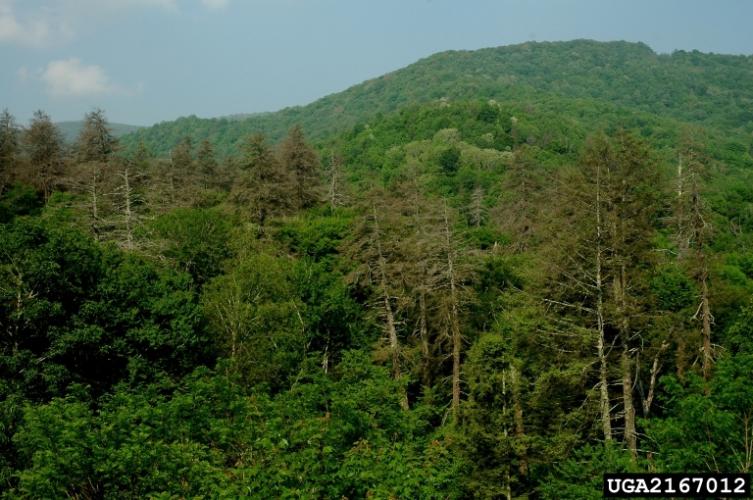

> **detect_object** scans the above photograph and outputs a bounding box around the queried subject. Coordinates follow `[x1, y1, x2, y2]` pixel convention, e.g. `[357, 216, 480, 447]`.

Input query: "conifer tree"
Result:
[549, 131, 660, 458]
[234, 133, 291, 227]
[443, 201, 464, 423]
[676, 133, 714, 382]
[601, 131, 660, 460]
[76, 109, 118, 163]
[279, 125, 321, 209]
[166, 136, 193, 200]
[0, 108, 19, 191]
[345, 188, 413, 410]
[325, 151, 348, 209]
[197, 139, 218, 189]
[468, 185, 486, 228]
[132, 140, 152, 172]
[24, 110, 65, 201]
[495, 145, 549, 250]
[113, 162, 144, 250]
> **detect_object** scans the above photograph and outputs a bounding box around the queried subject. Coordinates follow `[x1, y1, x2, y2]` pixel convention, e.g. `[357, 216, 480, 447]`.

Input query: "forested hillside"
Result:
[2, 40, 753, 498]
[121, 40, 753, 156]
[55, 121, 143, 144]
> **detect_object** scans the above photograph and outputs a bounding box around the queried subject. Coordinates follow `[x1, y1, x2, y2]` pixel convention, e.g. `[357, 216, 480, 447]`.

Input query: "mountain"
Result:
[7, 38, 753, 499]
[56, 121, 144, 143]
[120, 39, 753, 156]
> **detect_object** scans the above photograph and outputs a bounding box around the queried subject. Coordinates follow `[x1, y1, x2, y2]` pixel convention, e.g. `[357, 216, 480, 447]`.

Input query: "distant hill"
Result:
[120, 39, 753, 156]
[56, 121, 144, 143]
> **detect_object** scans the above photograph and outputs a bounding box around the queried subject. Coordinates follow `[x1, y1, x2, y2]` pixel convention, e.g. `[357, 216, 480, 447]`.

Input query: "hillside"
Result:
[6, 93, 753, 497]
[5, 36, 753, 498]
[121, 39, 753, 155]
[56, 121, 143, 143]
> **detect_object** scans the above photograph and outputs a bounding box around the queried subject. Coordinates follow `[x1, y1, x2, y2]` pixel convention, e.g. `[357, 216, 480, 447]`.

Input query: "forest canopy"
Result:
[2, 40, 753, 498]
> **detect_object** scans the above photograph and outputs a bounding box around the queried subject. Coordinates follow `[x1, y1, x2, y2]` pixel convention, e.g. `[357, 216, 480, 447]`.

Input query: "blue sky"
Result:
[1, 0, 752, 126]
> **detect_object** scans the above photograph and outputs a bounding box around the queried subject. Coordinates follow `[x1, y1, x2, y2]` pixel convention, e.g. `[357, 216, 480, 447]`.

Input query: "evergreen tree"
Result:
[676, 131, 715, 382]
[24, 110, 65, 201]
[0, 109, 19, 192]
[548, 131, 662, 459]
[196, 139, 218, 188]
[132, 140, 153, 173]
[171, 136, 193, 172]
[234, 133, 291, 228]
[165, 136, 193, 200]
[279, 125, 321, 209]
[113, 163, 144, 250]
[325, 151, 348, 209]
[76, 109, 118, 163]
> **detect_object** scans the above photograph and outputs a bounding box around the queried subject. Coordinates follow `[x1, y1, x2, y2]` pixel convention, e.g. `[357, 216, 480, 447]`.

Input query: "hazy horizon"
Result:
[2, 0, 752, 126]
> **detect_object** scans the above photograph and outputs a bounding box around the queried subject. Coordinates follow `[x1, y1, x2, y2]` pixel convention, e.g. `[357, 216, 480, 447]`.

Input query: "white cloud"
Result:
[201, 0, 229, 9]
[41, 59, 116, 97]
[0, 0, 177, 47]
[1, 0, 226, 47]
[0, 0, 72, 47]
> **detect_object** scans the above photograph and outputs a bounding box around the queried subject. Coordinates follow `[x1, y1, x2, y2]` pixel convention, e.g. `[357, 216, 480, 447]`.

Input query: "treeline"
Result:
[0, 108, 323, 248]
[120, 40, 753, 157]
[1, 100, 753, 498]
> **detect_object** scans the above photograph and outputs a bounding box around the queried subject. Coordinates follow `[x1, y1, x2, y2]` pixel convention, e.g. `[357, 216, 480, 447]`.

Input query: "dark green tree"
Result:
[279, 125, 321, 209]
[0, 108, 19, 191]
[234, 133, 291, 227]
[76, 108, 118, 163]
[24, 110, 65, 201]
[196, 139, 218, 188]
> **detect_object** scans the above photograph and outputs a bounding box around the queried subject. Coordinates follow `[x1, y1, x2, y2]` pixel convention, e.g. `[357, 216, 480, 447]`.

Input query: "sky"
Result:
[1, 0, 752, 126]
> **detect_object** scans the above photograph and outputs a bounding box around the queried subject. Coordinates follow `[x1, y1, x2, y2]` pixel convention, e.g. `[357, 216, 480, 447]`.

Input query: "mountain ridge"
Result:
[120, 39, 753, 156]
[56, 121, 144, 144]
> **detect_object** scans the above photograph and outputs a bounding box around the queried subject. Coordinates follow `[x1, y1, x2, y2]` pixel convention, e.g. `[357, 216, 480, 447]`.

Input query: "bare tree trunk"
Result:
[328, 171, 337, 209]
[597, 309, 612, 442]
[40, 160, 50, 204]
[373, 206, 408, 410]
[700, 263, 713, 382]
[676, 154, 689, 257]
[615, 251, 637, 459]
[621, 344, 637, 461]
[615, 174, 637, 460]
[121, 168, 134, 250]
[686, 154, 713, 384]
[595, 160, 612, 442]
[443, 203, 462, 424]
[378, 249, 400, 380]
[89, 164, 100, 240]
[643, 342, 668, 416]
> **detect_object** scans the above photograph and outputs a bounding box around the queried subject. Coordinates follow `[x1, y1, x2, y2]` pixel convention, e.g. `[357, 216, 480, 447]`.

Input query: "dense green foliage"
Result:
[121, 40, 753, 156]
[2, 40, 753, 498]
